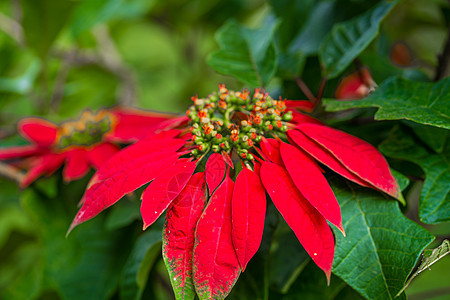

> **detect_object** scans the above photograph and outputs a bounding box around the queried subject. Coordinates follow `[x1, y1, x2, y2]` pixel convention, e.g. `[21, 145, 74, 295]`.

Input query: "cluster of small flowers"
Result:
[187, 84, 293, 161]
[58, 110, 113, 149]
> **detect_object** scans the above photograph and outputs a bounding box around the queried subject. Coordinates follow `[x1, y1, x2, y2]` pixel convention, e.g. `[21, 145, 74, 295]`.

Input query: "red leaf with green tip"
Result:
[260, 138, 282, 165]
[141, 159, 197, 230]
[193, 176, 241, 300]
[163, 172, 207, 300]
[260, 161, 334, 280]
[232, 167, 266, 271]
[298, 123, 401, 199]
[287, 129, 372, 188]
[205, 153, 226, 195]
[69, 151, 181, 233]
[280, 142, 344, 234]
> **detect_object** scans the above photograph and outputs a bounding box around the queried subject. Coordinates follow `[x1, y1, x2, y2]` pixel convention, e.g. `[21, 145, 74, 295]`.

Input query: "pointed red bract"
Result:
[141, 159, 197, 230]
[231, 167, 266, 271]
[205, 153, 226, 195]
[109, 108, 175, 141]
[260, 161, 334, 279]
[289, 111, 323, 126]
[86, 143, 120, 169]
[69, 151, 181, 232]
[285, 100, 315, 113]
[259, 138, 282, 165]
[193, 176, 241, 299]
[63, 149, 90, 182]
[18, 118, 58, 147]
[21, 153, 66, 187]
[288, 129, 372, 188]
[280, 142, 344, 233]
[92, 137, 185, 183]
[0, 145, 42, 160]
[163, 173, 207, 300]
[298, 123, 401, 199]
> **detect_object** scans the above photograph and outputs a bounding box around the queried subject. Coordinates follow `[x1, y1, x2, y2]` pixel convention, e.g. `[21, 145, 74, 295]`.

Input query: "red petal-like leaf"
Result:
[69, 151, 181, 233]
[287, 129, 372, 188]
[205, 153, 226, 195]
[163, 172, 207, 300]
[232, 167, 266, 271]
[193, 176, 241, 300]
[260, 161, 334, 280]
[285, 100, 315, 112]
[141, 159, 197, 230]
[0, 145, 43, 160]
[18, 118, 58, 147]
[280, 142, 344, 233]
[335, 68, 375, 100]
[298, 123, 401, 199]
[86, 143, 120, 169]
[21, 153, 66, 187]
[93, 137, 185, 183]
[259, 138, 282, 165]
[289, 111, 323, 126]
[221, 151, 234, 169]
[63, 149, 90, 182]
[109, 108, 174, 142]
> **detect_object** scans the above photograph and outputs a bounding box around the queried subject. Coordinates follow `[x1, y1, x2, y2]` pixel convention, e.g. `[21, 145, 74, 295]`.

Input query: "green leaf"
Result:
[324, 77, 450, 129]
[22, 0, 77, 58]
[396, 240, 450, 296]
[319, 1, 398, 79]
[403, 121, 449, 153]
[207, 18, 279, 87]
[330, 177, 434, 300]
[120, 229, 162, 300]
[379, 126, 450, 223]
[21, 189, 133, 300]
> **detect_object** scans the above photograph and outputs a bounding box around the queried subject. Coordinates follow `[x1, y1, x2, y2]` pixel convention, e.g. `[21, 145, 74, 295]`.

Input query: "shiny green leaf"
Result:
[324, 77, 450, 129]
[330, 177, 434, 300]
[319, 1, 397, 78]
[208, 18, 279, 87]
[379, 126, 450, 223]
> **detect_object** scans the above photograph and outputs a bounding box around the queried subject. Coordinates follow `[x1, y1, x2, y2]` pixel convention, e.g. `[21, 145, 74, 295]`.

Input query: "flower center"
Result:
[186, 84, 292, 161]
[57, 110, 113, 149]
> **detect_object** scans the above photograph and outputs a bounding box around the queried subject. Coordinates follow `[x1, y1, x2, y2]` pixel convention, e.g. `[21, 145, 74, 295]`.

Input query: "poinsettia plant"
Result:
[0, 0, 449, 300]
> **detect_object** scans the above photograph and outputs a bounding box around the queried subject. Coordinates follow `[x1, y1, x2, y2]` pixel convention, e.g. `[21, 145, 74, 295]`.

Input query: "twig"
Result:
[0, 161, 24, 184]
[434, 25, 450, 81]
[93, 25, 136, 106]
[0, 10, 24, 45]
[295, 76, 316, 102]
[50, 50, 77, 112]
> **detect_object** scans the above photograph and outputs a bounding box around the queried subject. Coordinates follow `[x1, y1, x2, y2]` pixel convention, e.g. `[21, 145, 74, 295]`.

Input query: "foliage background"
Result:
[0, 0, 449, 299]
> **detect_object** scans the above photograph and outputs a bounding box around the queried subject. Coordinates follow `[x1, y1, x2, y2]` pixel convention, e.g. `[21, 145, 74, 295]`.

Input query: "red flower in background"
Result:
[69, 85, 402, 299]
[335, 67, 377, 100]
[0, 108, 185, 187]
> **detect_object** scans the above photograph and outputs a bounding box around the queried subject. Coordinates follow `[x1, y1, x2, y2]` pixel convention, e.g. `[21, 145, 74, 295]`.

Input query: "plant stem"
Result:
[434, 25, 450, 81]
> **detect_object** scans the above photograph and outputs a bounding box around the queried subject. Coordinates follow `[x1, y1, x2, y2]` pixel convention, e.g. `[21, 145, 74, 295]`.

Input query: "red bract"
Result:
[0, 108, 184, 187]
[70, 85, 402, 299]
[335, 67, 376, 100]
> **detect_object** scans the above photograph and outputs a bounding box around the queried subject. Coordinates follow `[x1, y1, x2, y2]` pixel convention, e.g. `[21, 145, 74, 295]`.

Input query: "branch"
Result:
[0, 10, 24, 46]
[0, 162, 24, 184]
[434, 25, 450, 81]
